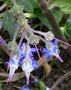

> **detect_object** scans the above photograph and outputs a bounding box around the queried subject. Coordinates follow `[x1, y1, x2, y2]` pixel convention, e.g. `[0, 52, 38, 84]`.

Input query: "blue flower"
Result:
[19, 43, 38, 69]
[42, 40, 63, 62]
[7, 42, 38, 84]
[21, 86, 31, 90]
[7, 53, 20, 82]
[20, 43, 38, 84]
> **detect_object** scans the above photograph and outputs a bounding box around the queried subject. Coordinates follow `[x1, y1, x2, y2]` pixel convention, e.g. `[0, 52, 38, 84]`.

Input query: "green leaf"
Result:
[39, 81, 46, 90]
[3, 12, 16, 39]
[52, 9, 63, 23]
[65, 16, 71, 37]
[49, 0, 71, 14]
[16, 0, 34, 12]
[30, 0, 39, 8]
[6, 0, 13, 7]
[34, 8, 52, 30]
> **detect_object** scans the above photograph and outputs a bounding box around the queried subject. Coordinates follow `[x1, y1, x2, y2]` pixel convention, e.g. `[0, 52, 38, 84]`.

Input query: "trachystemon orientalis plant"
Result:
[0, 0, 71, 85]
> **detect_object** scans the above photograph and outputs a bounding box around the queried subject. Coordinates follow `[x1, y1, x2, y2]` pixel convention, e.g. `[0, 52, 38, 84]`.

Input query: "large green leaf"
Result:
[65, 16, 71, 38]
[34, 8, 52, 30]
[49, 0, 71, 14]
[34, 8, 63, 30]
[3, 12, 16, 39]
[52, 9, 63, 23]
[16, 0, 34, 12]
[30, 0, 39, 8]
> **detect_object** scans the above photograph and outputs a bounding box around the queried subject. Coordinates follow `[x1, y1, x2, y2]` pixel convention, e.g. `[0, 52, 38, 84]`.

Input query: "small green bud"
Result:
[44, 31, 55, 41]
[29, 35, 40, 45]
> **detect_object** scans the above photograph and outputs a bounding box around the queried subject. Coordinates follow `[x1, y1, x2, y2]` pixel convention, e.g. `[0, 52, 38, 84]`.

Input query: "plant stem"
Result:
[38, 0, 67, 42]
[34, 44, 41, 58]
[18, 33, 24, 48]
[32, 30, 44, 35]
[55, 38, 71, 47]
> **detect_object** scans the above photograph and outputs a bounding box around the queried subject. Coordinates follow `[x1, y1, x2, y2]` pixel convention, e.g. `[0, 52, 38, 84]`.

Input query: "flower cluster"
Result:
[7, 42, 38, 84]
[0, 29, 71, 86]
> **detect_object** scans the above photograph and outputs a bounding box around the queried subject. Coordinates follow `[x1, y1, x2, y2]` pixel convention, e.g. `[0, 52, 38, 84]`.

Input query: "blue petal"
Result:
[19, 59, 24, 65]
[53, 39, 59, 45]
[45, 53, 51, 59]
[10, 59, 18, 66]
[20, 53, 26, 60]
[29, 52, 33, 57]
[42, 48, 48, 53]
[31, 48, 37, 52]
[21, 86, 31, 90]
[10, 59, 15, 64]
[19, 48, 25, 55]
[32, 59, 38, 69]
[48, 50, 54, 56]
[19, 43, 25, 54]
[53, 47, 60, 54]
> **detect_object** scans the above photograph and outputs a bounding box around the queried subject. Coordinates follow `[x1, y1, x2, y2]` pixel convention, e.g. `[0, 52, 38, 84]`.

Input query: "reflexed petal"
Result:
[8, 67, 15, 82]
[25, 71, 30, 85]
[54, 54, 63, 62]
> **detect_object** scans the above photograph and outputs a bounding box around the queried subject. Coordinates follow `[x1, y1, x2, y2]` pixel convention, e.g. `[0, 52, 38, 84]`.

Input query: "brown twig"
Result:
[38, 0, 67, 42]
[51, 70, 71, 90]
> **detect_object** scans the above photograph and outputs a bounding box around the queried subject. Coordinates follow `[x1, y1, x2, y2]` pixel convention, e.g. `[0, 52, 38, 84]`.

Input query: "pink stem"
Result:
[34, 44, 41, 58]
[0, 3, 7, 12]
[54, 38, 71, 47]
